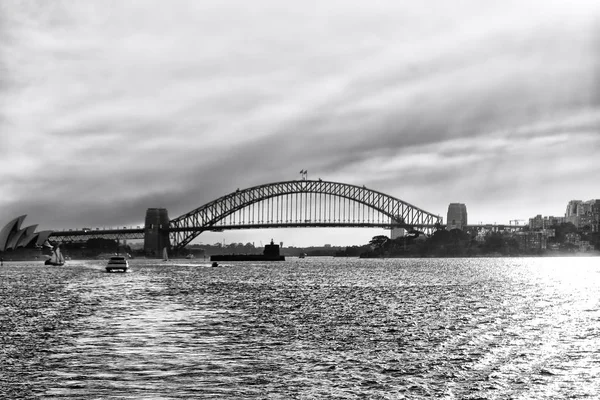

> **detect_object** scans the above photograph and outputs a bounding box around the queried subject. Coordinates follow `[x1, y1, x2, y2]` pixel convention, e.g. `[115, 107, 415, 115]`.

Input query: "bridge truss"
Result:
[49, 228, 144, 243]
[169, 180, 442, 250]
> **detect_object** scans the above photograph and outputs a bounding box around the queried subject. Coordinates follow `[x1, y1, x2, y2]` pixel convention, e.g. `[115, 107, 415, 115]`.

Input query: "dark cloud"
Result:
[1, 0, 600, 244]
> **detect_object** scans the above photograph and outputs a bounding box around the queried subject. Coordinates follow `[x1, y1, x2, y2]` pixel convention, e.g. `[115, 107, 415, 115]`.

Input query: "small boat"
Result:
[212, 261, 219, 267]
[299, 253, 306, 259]
[186, 254, 194, 259]
[106, 256, 128, 272]
[44, 244, 65, 266]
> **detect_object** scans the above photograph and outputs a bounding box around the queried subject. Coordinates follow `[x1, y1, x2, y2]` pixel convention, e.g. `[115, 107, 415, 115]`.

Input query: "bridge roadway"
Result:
[465, 224, 527, 230]
[48, 223, 526, 243]
[49, 227, 145, 242]
[47, 223, 438, 242]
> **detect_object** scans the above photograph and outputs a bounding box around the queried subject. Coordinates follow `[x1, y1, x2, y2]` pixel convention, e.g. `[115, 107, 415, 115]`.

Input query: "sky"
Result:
[1, 0, 599, 247]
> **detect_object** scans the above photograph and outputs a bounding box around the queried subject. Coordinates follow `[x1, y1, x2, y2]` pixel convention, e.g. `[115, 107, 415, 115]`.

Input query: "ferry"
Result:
[210, 239, 285, 262]
[106, 256, 128, 272]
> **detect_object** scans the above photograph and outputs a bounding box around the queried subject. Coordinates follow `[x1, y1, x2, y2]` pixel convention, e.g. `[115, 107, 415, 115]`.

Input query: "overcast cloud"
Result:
[1, 0, 599, 245]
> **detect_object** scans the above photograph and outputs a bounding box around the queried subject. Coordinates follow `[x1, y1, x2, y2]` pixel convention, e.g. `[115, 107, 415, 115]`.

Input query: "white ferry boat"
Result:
[106, 256, 128, 272]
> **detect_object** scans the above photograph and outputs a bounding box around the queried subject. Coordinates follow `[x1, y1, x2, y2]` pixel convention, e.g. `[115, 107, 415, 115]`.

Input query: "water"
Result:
[1, 257, 599, 399]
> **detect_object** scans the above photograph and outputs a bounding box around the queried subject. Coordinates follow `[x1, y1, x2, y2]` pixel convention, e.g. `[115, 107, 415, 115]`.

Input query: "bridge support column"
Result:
[144, 208, 171, 258]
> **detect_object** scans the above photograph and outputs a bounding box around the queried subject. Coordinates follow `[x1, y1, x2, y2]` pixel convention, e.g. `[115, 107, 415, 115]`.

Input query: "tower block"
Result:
[144, 208, 171, 257]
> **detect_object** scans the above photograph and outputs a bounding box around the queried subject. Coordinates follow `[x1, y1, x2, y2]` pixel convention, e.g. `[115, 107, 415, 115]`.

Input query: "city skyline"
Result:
[1, 1, 600, 247]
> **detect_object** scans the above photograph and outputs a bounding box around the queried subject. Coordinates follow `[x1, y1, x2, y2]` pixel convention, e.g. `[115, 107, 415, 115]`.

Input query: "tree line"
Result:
[356, 222, 600, 258]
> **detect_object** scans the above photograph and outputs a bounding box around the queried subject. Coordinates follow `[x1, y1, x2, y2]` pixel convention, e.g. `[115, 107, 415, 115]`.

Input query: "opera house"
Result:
[0, 215, 53, 260]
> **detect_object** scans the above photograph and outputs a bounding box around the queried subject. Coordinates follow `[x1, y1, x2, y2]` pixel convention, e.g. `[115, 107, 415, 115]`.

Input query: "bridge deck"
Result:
[48, 223, 527, 243]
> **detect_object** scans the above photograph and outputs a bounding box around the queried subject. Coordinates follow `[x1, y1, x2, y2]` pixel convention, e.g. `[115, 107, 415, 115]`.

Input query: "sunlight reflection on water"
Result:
[1, 257, 600, 398]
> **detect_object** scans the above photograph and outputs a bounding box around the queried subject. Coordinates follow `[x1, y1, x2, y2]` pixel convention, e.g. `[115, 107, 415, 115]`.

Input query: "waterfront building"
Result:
[565, 200, 581, 227]
[565, 214, 580, 228]
[565, 232, 581, 246]
[563, 231, 594, 251]
[579, 200, 600, 232]
[580, 199, 597, 215]
[579, 214, 595, 230]
[529, 215, 544, 230]
[544, 216, 565, 226]
[528, 215, 566, 230]
[565, 200, 583, 217]
[514, 231, 547, 251]
[562, 199, 600, 230]
[446, 203, 467, 230]
[592, 201, 600, 232]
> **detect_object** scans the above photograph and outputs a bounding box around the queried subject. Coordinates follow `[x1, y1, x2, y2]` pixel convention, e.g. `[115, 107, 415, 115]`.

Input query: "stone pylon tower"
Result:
[144, 208, 171, 257]
[446, 203, 467, 230]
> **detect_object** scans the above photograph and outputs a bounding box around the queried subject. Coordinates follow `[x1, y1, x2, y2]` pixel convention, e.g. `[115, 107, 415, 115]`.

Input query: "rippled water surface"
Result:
[2, 257, 600, 399]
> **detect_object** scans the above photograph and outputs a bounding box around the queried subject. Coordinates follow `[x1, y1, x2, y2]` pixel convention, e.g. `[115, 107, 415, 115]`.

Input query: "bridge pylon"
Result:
[144, 208, 171, 257]
[390, 216, 407, 239]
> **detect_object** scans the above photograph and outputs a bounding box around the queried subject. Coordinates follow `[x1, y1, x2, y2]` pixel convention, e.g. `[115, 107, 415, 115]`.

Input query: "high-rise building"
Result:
[581, 200, 594, 215]
[565, 200, 582, 217]
[564, 199, 599, 230]
[592, 201, 600, 232]
[446, 203, 467, 230]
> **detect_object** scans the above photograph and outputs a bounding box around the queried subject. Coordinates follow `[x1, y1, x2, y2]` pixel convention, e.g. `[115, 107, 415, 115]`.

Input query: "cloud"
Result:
[1, 0, 599, 244]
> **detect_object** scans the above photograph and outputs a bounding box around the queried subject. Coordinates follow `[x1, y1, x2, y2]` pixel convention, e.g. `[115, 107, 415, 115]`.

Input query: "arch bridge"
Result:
[166, 180, 441, 251]
[46, 180, 442, 255]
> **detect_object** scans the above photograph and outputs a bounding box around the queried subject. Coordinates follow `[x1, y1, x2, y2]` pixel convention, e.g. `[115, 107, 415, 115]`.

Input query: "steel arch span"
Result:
[169, 180, 442, 250]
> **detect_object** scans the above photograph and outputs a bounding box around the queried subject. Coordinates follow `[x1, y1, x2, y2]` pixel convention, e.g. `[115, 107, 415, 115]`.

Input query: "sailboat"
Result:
[162, 247, 169, 262]
[44, 244, 65, 266]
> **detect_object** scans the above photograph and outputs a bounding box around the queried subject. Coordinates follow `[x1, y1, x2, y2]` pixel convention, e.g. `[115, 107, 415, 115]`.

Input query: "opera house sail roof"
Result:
[0, 215, 52, 252]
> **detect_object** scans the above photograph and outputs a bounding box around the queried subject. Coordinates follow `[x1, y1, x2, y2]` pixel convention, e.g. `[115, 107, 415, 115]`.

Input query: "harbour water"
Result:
[1, 257, 599, 399]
